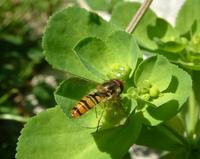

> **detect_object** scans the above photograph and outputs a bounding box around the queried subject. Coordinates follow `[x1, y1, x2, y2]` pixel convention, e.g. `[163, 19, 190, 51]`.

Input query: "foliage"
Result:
[0, 0, 72, 117]
[15, 0, 200, 159]
[0, 0, 76, 158]
[111, 0, 200, 70]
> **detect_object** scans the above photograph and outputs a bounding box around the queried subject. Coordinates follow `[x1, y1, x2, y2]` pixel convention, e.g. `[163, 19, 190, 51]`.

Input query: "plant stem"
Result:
[187, 89, 199, 143]
[163, 124, 188, 146]
[126, 0, 153, 34]
[0, 114, 29, 123]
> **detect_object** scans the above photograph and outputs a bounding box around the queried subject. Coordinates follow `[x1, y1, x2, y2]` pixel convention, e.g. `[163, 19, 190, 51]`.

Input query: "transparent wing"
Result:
[72, 100, 128, 132]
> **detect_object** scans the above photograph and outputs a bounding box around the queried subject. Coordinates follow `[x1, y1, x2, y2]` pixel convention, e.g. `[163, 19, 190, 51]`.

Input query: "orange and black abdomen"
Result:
[71, 92, 106, 118]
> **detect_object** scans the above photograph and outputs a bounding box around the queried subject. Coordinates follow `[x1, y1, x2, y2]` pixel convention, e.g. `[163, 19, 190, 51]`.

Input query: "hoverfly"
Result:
[71, 79, 124, 118]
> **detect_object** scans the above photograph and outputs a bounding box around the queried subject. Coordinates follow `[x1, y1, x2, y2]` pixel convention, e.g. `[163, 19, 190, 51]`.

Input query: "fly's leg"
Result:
[96, 108, 105, 132]
[94, 107, 98, 118]
[96, 104, 106, 132]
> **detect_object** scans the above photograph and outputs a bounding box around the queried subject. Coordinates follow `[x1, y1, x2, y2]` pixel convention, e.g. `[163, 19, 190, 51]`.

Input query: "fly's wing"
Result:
[99, 100, 128, 130]
[71, 102, 105, 130]
[96, 84, 107, 93]
[72, 99, 128, 132]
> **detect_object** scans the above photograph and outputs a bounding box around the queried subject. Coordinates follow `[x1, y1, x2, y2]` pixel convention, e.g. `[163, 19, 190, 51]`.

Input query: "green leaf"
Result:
[43, 7, 119, 82]
[180, 88, 200, 141]
[169, 65, 192, 106]
[16, 106, 142, 159]
[151, 18, 180, 43]
[111, 2, 158, 50]
[176, 0, 200, 35]
[136, 125, 184, 151]
[134, 55, 172, 92]
[142, 99, 179, 125]
[85, 0, 123, 11]
[149, 63, 193, 108]
[179, 61, 200, 71]
[75, 31, 140, 80]
[75, 38, 108, 80]
[156, 40, 186, 53]
[111, 2, 182, 51]
[122, 152, 131, 159]
[140, 64, 192, 126]
[165, 116, 186, 138]
[85, 0, 110, 11]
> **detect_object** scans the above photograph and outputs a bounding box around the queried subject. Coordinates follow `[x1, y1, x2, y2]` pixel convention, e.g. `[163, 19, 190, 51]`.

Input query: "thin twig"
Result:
[126, 0, 153, 34]
[163, 124, 188, 146]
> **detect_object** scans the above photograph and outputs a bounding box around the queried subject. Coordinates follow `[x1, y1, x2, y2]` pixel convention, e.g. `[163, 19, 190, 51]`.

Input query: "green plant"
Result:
[0, 1, 74, 158]
[16, 0, 200, 158]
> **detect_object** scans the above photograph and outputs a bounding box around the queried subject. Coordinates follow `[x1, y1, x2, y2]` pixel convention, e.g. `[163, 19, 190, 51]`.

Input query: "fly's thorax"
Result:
[101, 79, 123, 97]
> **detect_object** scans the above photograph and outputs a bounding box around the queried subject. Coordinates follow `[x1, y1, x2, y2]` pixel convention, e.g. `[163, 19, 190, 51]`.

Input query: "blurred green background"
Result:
[0, 1, 77, 158]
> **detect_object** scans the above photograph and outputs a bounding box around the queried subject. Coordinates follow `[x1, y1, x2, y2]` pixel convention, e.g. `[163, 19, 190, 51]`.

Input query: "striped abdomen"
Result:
[71, 92, 106, 118]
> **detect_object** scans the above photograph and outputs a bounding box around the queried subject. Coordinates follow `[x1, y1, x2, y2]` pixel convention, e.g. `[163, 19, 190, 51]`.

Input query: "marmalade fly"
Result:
[71, 79, 123, 118]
